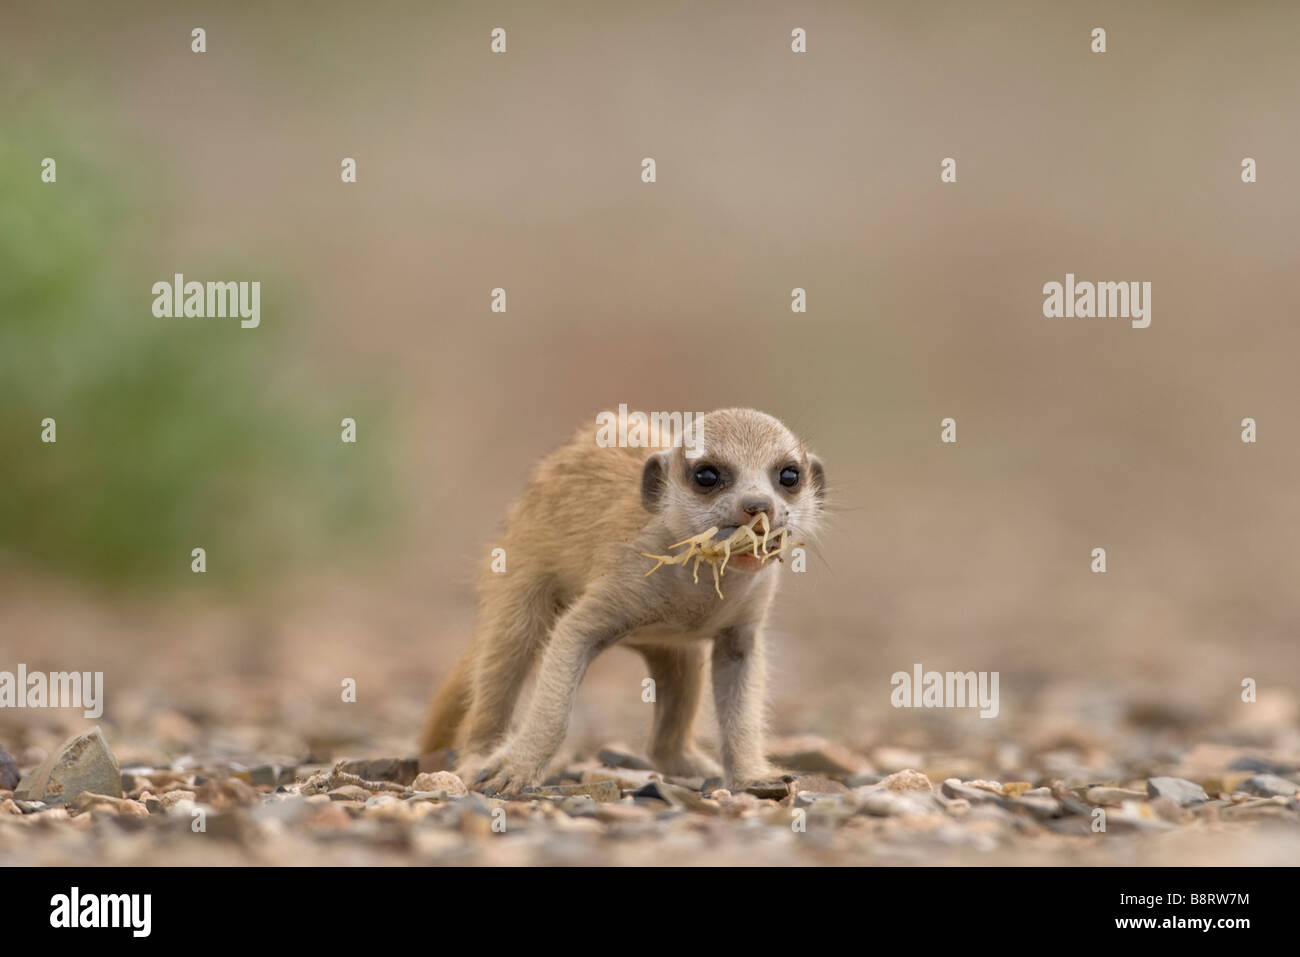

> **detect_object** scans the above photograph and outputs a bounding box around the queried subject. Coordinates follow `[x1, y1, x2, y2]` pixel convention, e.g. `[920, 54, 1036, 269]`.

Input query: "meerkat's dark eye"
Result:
[779, 467, 799, 488]
[694, 466, 719, 488]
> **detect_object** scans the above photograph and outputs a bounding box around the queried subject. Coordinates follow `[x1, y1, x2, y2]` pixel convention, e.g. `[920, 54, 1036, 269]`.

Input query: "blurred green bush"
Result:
[0, 96, 391, 589]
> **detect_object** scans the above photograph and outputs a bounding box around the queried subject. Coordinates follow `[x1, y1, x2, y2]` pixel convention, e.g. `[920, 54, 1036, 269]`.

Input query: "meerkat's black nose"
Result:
[741, 496, 773, 516]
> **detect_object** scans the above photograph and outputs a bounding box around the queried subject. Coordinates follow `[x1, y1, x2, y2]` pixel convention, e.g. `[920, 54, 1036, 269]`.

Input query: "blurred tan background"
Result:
[2, 0, 1297, 804]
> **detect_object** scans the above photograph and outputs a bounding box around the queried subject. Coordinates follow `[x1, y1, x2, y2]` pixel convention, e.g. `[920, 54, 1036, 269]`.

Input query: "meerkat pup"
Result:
[419, 408, 825, 795]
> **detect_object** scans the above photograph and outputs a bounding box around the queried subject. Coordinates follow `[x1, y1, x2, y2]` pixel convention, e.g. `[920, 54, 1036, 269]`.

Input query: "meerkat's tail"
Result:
[419, 653, 472, 753]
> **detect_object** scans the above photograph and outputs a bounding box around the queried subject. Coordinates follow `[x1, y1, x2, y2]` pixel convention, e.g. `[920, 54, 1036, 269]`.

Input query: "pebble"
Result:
[1085, 786, 1148, 805]
[1239, 774, 1297, 798]
[196, 776, 263, 809]
[857, 787, 939, 817]
[1228, 755, 1296, 776]
[1011, 795, 1062, 819]
[69, 792, 149, 818]
[1146, 777, 1209, 805]
[411, 771, 468, 796]
[327, 785, 373, 802]
[745, 780, 793, 800]
[13, 727, 122, 805]
[594, 801, 657, 823]
[631, 780, 683, 807]
[844, 771, 882, 787]
[536, 781, 620, 804]
[941, 779, 1005, 805]
[1221, 797, 1296, 822]
[340, 757, 420, 786]
[0, 748, 21, 790]
[880, 769, 933, 792]
[581, 766, 661, 790]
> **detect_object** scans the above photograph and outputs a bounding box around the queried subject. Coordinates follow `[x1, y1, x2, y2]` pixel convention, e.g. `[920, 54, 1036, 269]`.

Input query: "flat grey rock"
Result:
[1239, 774, 1297, 797]
[13, 727, 121, 805]
[1146, 776, 1208, 805]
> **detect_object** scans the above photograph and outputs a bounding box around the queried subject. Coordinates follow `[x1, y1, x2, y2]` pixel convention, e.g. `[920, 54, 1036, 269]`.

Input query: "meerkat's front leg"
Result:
[711, 621, 778, 789]
[475, 591, 632, 796]
[639, 644, 722, 779]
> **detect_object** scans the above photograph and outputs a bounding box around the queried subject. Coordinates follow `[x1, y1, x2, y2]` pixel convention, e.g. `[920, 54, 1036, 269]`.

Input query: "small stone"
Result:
[1000, 782, 1033, 798]
[631, 780, 682, 806]
[327, 785, 372, 802]
[745, 779, 793, 800]
[13, 727, 121, 805]
[794, 791, 846, 807]
[594, 801, 656, 823]
[70, 792, 149, 818]
[536, 781, 620, 803]
[159, 790, 194, 810]
[857, 787, 938, 817]
[581, 766, 661, 790]
[844, 771, 882, 788]
[411, 771, 468, 796]
[1228, 756, 1296, 776]
[306, 804, 353, 830]
[1146, 777, 1208, 805]
[941, 779, 1004, 804]
[1, 798, 22, 815]
[1086, 786, 1148, 805]
[880, 769, 933, 792]
[339, 757, 419, 786]
[195, 776, 263, 809]
[1221, 797, 1296, 822]
[558, 795, 598, 818]
[1011, 795, 1062, 819]
[1239, 774, 1297, 798]
[0, 748, 20, 790]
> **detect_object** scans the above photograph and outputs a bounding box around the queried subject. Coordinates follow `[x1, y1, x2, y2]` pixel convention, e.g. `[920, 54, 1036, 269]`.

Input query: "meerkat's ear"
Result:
[807, 453, 827, 502]
[641, 450, 671, 513]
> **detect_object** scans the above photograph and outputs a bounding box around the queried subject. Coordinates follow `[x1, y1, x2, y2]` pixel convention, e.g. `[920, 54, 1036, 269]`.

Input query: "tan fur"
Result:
[419, 408, 826, 794]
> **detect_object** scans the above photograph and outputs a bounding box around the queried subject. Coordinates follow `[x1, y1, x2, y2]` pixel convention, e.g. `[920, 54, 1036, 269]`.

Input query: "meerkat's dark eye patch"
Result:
[779, 466, 799, 488]
[694, 466, 720, 488]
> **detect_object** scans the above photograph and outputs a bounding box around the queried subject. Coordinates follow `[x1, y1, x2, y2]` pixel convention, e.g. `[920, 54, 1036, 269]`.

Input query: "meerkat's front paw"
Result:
[651, 746, 723, 780]
[472, 747, 546, 797]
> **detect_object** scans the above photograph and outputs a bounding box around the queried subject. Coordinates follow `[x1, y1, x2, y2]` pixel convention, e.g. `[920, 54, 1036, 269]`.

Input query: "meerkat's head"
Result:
[640, 408, 826, 570]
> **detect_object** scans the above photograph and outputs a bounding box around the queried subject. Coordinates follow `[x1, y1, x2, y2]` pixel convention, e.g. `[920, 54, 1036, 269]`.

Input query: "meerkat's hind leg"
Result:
[457, 577, 561, 758]
[639, 644, 722, 780]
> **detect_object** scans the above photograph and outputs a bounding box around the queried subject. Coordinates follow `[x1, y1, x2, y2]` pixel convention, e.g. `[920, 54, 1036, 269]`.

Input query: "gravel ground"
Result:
[4, 679, 1298, 865]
